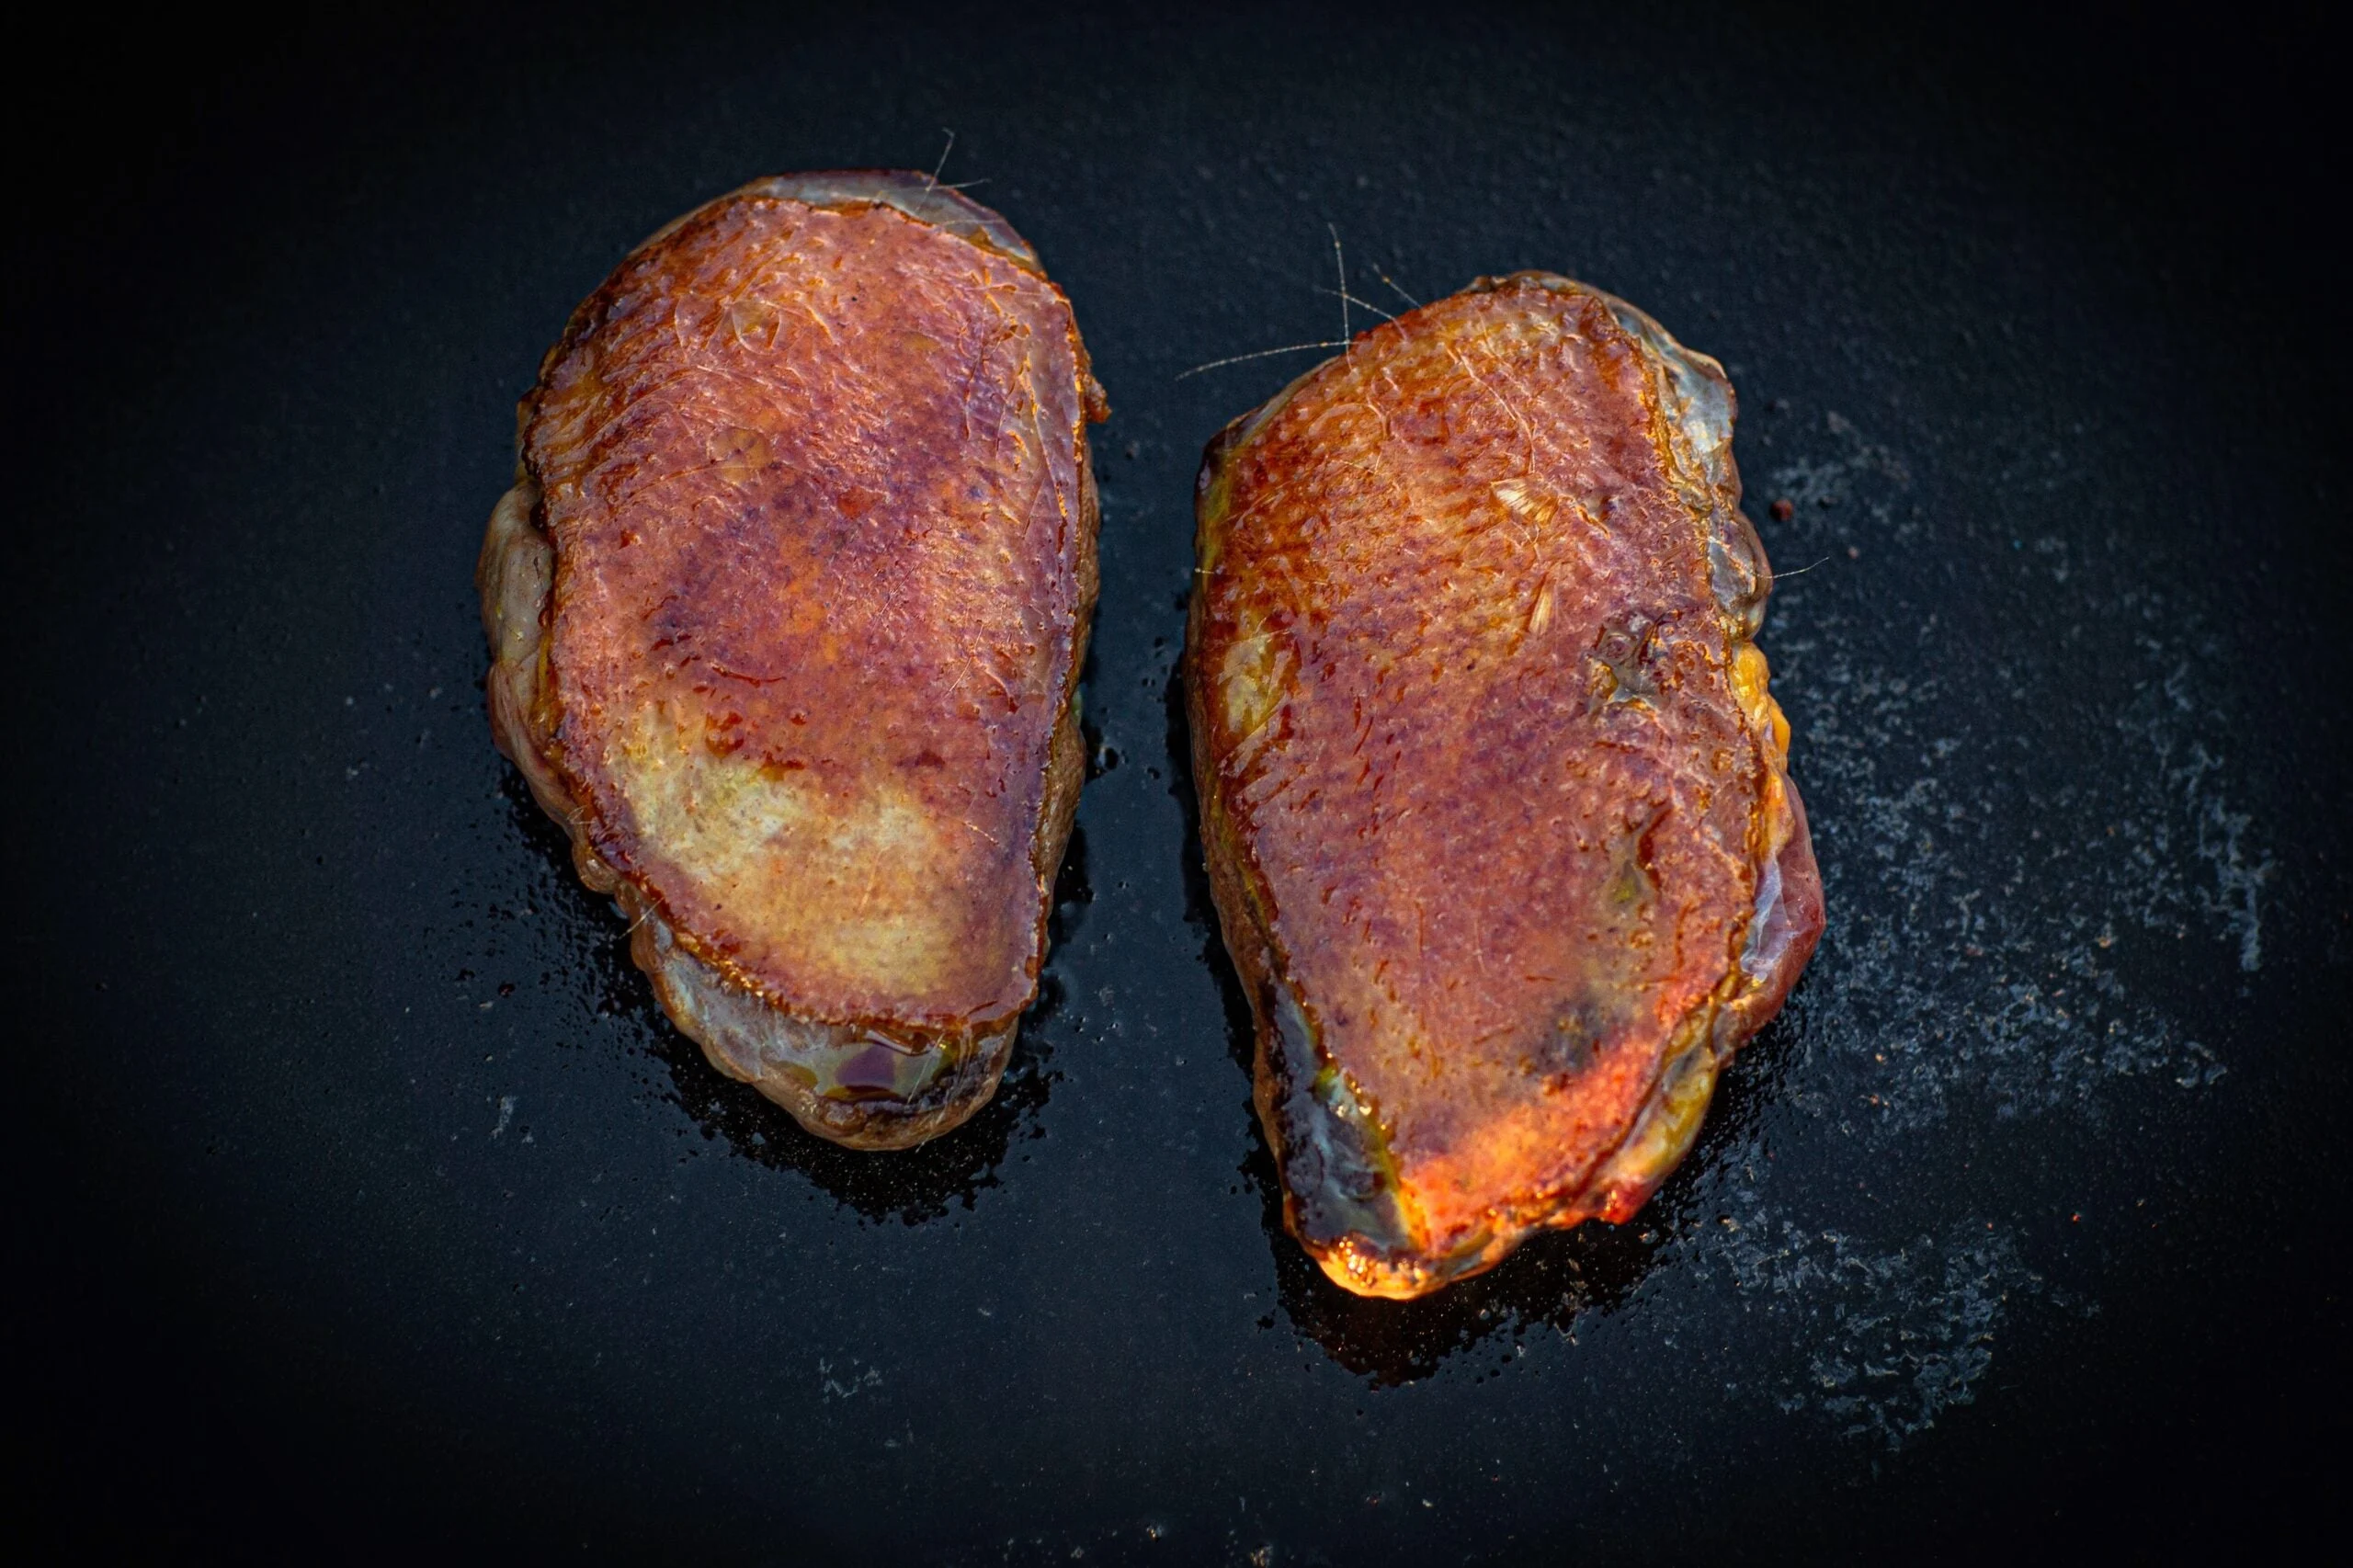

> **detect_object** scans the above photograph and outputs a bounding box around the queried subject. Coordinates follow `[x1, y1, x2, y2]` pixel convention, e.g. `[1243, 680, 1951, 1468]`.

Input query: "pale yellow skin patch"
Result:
[603, 705, 965, 1004]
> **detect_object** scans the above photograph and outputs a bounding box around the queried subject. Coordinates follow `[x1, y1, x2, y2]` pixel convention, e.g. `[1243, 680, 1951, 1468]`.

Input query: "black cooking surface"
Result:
[11, 4, 2347, 1560]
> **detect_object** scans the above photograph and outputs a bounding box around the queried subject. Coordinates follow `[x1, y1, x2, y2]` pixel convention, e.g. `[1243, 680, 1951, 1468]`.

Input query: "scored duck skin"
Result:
[480, 173, 1106, 1150]
[1187, 273, 1823, 1298]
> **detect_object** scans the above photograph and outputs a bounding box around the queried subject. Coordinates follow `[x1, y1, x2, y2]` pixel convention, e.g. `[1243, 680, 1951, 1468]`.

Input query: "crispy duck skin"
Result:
[1187, 273, 1823, 1297]
[479, 173, 1107, 1150]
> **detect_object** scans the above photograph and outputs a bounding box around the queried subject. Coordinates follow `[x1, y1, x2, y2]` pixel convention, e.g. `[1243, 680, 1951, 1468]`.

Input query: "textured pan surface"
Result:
[480, 171, 1105, 1149]
[1188, 272, 1823, 1296]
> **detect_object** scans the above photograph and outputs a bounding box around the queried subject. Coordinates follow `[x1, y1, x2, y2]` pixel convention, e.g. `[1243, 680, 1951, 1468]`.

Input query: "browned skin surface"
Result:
[485, 174, 1104, 1147]
[1188, 273, 1822, 1297]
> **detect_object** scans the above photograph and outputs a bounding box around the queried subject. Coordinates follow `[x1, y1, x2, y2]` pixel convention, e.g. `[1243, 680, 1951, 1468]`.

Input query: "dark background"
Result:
[6, 2, 2347, 1560]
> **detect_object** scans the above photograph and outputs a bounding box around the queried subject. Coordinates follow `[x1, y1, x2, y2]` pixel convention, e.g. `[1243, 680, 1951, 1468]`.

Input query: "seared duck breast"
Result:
[481, 173, 1106, 1150]
[1188, 273, 1821, 1296]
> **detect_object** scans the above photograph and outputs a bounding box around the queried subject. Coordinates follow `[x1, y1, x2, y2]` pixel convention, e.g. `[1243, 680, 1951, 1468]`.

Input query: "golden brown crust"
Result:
[481, 173, 1104, 1149]
[1187, 272, 1822, 1296]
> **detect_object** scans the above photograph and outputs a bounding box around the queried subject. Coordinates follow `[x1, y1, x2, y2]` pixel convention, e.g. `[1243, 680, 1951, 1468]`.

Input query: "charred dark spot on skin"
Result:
[1523, 995, 1616, 1084]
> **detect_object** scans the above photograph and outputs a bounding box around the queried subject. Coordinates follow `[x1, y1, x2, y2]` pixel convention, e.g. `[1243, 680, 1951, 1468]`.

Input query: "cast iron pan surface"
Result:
[10, 4, 2348, 1560]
